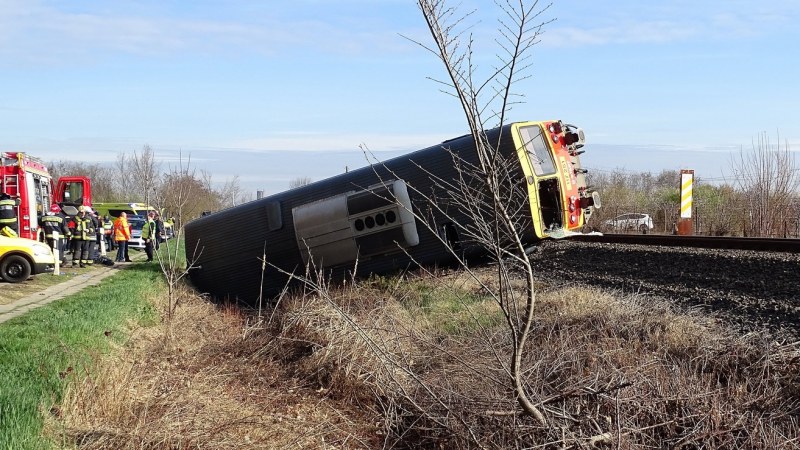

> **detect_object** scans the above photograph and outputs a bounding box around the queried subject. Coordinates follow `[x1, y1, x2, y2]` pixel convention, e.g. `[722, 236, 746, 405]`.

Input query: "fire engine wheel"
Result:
[1, 255, 32, 283]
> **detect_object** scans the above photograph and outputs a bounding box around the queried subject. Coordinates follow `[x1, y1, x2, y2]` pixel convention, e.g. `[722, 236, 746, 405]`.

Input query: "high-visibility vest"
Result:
[73, 214, 95, 240]
[141, 218, 156, 240]
[0, 198, 15, 226]
[41, 213, 69, 239]
[113, 217, 131, 241]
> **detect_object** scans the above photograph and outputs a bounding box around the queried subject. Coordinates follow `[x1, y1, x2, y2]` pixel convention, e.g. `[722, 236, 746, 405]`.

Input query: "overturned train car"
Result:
[184, 120, 599, 303]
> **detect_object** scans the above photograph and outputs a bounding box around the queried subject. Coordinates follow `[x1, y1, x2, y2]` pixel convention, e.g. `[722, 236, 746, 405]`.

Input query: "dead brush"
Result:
[273, 288, 423, 406]
[380, 283, 800, 448]
[49, 286, 380, 449]
[47, 267, 800, 449]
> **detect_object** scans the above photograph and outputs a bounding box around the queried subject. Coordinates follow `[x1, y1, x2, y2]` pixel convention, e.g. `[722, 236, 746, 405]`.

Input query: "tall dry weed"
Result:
[388, 283, 800, 448]
[49, 285, 380, 449]
[49, 269, 800, 449]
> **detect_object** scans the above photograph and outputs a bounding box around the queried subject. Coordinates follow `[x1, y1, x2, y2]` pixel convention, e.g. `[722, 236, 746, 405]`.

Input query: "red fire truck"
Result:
[0, 152, 92, 241]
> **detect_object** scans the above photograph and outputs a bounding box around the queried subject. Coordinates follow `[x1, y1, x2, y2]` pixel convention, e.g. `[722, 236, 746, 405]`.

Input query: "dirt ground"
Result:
[1, 266, 97, 305]
[0, 250, 145, 306]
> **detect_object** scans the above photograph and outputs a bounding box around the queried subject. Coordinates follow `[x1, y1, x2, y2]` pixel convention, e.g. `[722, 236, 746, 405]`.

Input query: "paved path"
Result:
[0, 260, 139, 325]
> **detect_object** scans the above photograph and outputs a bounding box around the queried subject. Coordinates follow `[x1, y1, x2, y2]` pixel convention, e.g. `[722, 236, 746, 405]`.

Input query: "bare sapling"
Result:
[152, 152, 203, 322]
[400, 0, 554, 424]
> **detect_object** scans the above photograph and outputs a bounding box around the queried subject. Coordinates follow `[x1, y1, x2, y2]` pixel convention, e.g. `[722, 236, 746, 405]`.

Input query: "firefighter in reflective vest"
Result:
[41, 203, 70, 262]
[102, 215, 115, 250]
[142, 211, 157, 262]
[72, 206, 96, 267]
[0, 192, 18, 236]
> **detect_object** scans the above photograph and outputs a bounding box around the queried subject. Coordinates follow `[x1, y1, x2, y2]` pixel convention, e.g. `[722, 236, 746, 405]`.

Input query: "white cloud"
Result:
[227, 131, 455, 153]
[0, 0, 419, 65]
[3, 0, 798, 63]
[546, 21, 698, 47]
[544, 2, 798, 48]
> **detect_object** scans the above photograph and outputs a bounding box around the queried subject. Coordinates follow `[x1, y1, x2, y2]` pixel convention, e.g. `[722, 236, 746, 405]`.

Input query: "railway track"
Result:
[569, 233, 800, 253]
[527, 235, 800, 340]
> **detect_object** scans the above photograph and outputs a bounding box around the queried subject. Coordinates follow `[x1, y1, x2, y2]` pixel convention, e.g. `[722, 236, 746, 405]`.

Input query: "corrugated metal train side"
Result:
[184, 125, 525, 303]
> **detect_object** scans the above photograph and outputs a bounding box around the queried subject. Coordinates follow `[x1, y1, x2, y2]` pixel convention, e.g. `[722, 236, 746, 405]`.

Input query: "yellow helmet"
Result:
[78, 206, 86, 213]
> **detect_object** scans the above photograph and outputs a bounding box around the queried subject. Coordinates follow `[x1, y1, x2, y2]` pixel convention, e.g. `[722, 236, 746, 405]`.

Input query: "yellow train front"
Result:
[185, 120, 598, 303]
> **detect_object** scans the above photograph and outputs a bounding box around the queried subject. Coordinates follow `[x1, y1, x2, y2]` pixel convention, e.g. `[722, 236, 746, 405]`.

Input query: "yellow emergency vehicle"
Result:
[0, 234, 55, 283]
[91, 202, 157, 218]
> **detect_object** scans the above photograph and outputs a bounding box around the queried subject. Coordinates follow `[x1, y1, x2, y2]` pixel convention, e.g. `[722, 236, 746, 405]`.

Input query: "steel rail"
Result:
[567, 233, 800, 253]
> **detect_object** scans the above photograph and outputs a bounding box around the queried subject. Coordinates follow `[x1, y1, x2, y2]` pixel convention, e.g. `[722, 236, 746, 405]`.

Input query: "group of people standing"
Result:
[2, 195, 165, 267]
[38, 206, 162, 266]
[40, 204, 115, 267]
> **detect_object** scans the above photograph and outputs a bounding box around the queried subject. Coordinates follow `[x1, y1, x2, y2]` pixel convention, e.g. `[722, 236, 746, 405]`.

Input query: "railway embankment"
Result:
[530, 238, 800, 339]
[2, 240, 799, 448]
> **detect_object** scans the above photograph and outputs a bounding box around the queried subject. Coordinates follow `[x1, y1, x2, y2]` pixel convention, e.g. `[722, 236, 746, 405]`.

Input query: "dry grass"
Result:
[49, 268, 800, 449]
[385, 281, 800, 448]
[48, 283, 380, 449]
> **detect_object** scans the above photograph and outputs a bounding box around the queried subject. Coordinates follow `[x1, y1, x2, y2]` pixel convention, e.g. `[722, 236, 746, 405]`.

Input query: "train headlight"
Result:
[570, 215, 576, 224]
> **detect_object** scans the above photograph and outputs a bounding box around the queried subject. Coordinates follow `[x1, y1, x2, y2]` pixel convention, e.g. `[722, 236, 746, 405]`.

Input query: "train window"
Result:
[519, 125, 556, 176]
[266, 201, 283, 231]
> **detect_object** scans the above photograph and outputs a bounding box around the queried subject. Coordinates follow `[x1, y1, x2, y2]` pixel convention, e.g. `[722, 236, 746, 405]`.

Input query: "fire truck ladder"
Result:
[1, 153, 21, 197]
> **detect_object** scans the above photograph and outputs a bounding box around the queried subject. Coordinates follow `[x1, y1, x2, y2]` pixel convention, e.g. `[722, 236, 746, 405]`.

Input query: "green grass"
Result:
[0, 263, 162, 450]
[398, 279, 505, 335]
[155, 236, 188, 269]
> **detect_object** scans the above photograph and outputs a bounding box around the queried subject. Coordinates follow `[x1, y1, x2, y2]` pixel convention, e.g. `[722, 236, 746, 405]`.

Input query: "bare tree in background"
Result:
[114, 153, 136, 200]
[731, 131, 799, 237]
[217, 175, 252, 208]
[49, 161, 117, 202]
[694, 183, 740, 236]
[289, 176, 313, 189]
[48, 148, 253, 222]
[159, 169, 220, 226]
[588, 169, 680, 232]
[131, 145, 162, 208]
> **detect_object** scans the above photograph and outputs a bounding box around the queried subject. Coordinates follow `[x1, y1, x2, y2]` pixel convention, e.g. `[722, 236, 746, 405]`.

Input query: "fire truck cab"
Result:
[0, 152, 92, 241]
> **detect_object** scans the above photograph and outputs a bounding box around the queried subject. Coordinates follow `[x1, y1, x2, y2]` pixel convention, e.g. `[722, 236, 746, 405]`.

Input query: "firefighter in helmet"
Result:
[0, 192, 18, 236]
[41, 203, 70, 263]
[72, 206, 96, 267]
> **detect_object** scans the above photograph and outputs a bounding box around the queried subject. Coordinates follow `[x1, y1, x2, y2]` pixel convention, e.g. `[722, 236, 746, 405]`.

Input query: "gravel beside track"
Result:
[527, 239, 800, 340]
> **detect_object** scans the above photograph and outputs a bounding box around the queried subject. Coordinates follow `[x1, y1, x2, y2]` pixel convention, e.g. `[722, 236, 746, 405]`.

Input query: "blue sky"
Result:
[1, 0, 798, 194]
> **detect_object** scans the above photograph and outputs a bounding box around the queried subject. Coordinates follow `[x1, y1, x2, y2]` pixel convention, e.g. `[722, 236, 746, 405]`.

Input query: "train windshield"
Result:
[519, 125, 556, 176]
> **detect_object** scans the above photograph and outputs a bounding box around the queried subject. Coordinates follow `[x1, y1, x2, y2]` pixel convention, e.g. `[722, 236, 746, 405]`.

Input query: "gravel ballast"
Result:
[527, 239, 800, 340]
